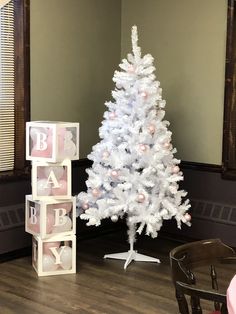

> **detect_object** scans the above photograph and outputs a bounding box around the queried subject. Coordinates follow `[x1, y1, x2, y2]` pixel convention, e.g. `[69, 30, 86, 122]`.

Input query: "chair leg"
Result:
[176, 289, 189, 314]
[190, 296, 202, 314]
[221, 303, 228, 314]
[210, 265, 220, 311]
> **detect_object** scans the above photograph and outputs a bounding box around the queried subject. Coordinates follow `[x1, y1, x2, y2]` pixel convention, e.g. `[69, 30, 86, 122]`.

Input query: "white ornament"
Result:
[151, 167, 156, 173]
[52, 216, 72, 233]
[37, 179, 52, 196]
[184, 213, 191, 222]
[59, 246, 72, 270]
[42, 254, 58, 272]
[61, 132, 77, 157]
[111, 215, 118, 222]
[161, 209, 168, 216]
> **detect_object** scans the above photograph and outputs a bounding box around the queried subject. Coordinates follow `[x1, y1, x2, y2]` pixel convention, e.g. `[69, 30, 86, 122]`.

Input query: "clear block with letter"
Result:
[26, 121, 79, 162]
[25, 195, 76, 239]
[31, 159, 71, 200]
[32, 234, 76, 276]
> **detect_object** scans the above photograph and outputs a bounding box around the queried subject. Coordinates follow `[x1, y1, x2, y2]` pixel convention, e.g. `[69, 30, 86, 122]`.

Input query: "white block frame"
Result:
[26, 121, 80, 162]
[32, 234, 76, 277]
[31, 159, 72, 200]
[25, 195, 76, 239]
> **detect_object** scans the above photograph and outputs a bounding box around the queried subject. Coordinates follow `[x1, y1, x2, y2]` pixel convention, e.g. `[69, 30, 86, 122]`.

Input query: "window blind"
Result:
[0, 0, 15, 171]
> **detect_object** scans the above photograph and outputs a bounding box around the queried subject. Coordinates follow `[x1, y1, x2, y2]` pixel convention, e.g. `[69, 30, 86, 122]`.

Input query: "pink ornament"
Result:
[184, 213, 191, 222]
[57, 202, 72, 213]
[46, 212, 55, 234]
[140, 91, 148, 98]
[147, 125, 155, 134]
[43, 241, 60, 255]
[52, 180, 68, 196]
[109, 112, 116, 120]
[92, 188, 100, 197]
[82, 202, 89, 210]
[102, 150, 110, 159]
[163, 142, 171, 149]
[128, 64, 135, 73]
[37, 166, 46, 179]
[139, 144, 147, 152]
[111, 170, 119, 178]
[137, 193, 145, 203]
[172, 166, 180, 174]
[28, 218, 40, 233]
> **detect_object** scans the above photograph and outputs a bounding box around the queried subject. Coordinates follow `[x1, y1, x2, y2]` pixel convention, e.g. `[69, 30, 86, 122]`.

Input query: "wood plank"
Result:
[0, 232, 235, 313]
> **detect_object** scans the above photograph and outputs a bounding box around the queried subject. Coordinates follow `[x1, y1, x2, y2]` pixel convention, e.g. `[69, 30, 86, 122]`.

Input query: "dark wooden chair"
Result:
[169, 239, 236, 314]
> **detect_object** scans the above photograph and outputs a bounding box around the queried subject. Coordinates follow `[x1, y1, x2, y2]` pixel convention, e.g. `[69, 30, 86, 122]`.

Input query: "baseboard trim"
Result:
[180, 161, 222, 173]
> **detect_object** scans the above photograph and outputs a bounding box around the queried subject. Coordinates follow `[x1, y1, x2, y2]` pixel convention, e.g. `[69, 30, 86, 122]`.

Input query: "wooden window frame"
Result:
[0, 0, 30, 181]
[222, 0, 236, 179]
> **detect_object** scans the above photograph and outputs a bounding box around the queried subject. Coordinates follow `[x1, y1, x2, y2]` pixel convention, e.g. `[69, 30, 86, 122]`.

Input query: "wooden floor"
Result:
[0, 231, 235, 314]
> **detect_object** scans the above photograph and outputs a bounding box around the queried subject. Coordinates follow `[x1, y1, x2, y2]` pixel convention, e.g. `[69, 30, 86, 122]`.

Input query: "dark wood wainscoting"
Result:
[1, 158, 236, 259]
[162, 161, 236, 247]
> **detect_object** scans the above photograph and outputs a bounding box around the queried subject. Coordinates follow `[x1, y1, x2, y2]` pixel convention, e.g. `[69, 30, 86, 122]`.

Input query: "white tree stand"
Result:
[104, 222, 160, 269]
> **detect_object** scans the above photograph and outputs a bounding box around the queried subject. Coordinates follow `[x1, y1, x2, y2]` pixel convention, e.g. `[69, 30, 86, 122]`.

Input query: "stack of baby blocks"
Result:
[25, 121, 79, 276]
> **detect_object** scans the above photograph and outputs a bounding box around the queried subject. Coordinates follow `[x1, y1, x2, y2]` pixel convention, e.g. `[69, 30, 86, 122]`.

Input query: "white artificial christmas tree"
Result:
[77, 26, 191, 269]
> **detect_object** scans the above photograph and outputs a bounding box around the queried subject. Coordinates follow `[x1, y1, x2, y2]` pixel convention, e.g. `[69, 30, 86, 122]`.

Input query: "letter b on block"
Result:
[25, 195, 76, 239]
[26, 121, 80, 162]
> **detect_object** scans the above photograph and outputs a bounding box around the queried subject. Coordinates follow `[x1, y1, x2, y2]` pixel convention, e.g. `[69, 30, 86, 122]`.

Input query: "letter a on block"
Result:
[30, 206, 38, 224]
[45, 170, 60, 188]
[35, 132, 48, 150]
[50, 246, 66, 265]
[54, 208, 67, 226]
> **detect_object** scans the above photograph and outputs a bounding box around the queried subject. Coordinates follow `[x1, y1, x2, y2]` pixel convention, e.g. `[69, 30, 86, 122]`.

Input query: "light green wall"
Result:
[30, 0, 121, 158]
[121, 0, 227, 164]
[31, 0, 228, 164]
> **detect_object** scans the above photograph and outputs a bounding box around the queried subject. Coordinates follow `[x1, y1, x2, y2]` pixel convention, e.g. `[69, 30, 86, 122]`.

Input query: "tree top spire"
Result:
[131, 25, 141, 61]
